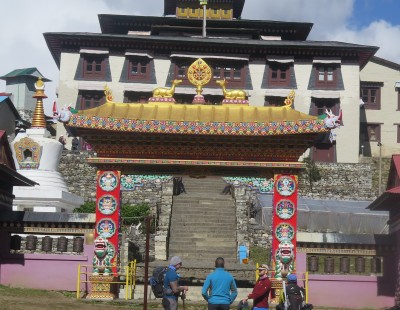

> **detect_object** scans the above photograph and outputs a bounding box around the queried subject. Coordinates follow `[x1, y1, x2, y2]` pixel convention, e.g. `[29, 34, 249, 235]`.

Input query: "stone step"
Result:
[171, 215, 236, 221]
[173, 197, 234, 203]
[170, 226, 236, 232]
[169, 176, 237, 262]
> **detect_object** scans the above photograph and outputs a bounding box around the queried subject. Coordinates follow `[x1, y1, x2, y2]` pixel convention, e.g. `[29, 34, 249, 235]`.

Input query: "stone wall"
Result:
[58, 150, 392, 260]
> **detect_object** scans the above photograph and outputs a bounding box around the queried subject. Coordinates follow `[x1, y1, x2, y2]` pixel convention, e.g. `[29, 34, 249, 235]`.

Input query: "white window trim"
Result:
[80, 48, 109, 55]
[170, 53, 249, 61]
[266, 57, 294, 63]
[313, 58, 341, 64]
[264, 89, 293, 97]
[311, 90, 341, 99]
[125, 50, 153, 58]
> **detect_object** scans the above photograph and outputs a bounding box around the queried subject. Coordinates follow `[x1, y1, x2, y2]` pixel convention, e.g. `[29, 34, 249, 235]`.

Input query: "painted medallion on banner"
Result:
[276, 199, 295, 220]
[97, 218, 116, 238]
[275, 176, 296, 196]
[275, 223, 295, 241]
[98, 195, 117, 215]
[99, 171, 119, 192]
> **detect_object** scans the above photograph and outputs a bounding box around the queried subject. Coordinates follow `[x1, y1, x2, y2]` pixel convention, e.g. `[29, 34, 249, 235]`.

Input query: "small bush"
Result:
[73, 201, 95, 213]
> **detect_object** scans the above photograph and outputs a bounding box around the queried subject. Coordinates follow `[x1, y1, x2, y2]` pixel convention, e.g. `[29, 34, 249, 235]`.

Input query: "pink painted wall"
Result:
[296, 252, 395, 309]
[0, 232, 94, 291]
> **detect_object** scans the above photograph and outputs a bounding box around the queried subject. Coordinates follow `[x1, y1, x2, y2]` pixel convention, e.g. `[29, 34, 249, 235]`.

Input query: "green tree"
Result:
[73, 201, 96, 213]
[303, 156, 321, 191]
[121, 203, 151, 226]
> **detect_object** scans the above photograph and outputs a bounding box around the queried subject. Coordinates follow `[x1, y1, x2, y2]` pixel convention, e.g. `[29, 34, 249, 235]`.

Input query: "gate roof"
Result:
[68, 100, 331, 175]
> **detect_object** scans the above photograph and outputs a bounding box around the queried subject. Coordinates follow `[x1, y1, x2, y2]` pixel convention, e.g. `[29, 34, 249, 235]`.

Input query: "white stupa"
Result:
[10, 78, 84, 212]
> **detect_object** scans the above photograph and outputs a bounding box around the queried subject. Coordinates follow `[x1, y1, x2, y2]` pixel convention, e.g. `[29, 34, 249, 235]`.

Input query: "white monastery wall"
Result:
[360, 61, 400, 157]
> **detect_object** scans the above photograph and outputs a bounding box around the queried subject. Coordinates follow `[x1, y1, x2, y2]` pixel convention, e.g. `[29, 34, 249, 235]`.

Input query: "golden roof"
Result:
[76, 102, 317, 123]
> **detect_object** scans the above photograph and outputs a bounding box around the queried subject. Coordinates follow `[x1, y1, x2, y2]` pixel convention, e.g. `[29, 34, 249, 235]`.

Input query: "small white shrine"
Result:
[10, 78, 83, 212]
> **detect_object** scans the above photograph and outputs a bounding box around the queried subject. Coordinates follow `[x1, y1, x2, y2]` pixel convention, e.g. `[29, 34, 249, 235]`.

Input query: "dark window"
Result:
[362, 123, 381, 142]
[398, 90, 400, 110]
[269, 63, 290, 86]
[214, 65, 242, 81]
[398, 125, 400, 143]
[315, 65, 338, 88]
[79, 91, 105, 110]
[128, 58, 151, 81]
[310, 98, 339, 163]
[124, 91, 152, 103]
[83, 55, 107, 80]
[172, 60, 247, 88]
[361, 86, 381, 110]
[264, 96, 285, 107]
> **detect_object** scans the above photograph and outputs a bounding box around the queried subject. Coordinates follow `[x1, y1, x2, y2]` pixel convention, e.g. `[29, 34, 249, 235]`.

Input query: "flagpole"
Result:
[200, 0, 207, 38]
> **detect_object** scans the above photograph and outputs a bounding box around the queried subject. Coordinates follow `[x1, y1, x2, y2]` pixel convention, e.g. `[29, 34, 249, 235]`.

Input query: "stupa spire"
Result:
[31, 78, 48, 128]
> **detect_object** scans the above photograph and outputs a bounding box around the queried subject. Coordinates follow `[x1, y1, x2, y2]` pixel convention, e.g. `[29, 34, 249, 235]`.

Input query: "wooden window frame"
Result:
[264, 96, 285, 107]
[127, 57, 151, 81]
[314, 65, 338, 88]
[397, 125, 400, 143]
[364, 123, 381, 142]
[361, 86, 381, 110]
[268, 63, 290, 87]
[398, 89, 400, 110]
[82, 55, 107, 80]
[124, 91, 152, 103]
[79, 91, 105, 110]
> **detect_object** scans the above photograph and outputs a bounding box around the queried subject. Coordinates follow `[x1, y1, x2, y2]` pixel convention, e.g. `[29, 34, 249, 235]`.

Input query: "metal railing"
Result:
[76, 259, 137, 300]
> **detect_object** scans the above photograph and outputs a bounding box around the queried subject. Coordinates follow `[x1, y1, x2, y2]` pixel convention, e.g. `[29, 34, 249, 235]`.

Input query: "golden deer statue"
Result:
[152, 79, 183, 98]
[216, 79, 247, 100]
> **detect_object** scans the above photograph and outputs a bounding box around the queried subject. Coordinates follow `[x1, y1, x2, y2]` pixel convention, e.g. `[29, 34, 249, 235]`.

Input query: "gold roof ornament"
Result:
[31, 78, 47, 128]
[187, 58, 212, 103]
[284, 90, 295, 108]
[104, 85, 114, 103]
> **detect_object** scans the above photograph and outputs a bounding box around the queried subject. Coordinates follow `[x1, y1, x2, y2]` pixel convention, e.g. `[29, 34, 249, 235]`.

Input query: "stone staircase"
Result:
[168, 176, 238, 266]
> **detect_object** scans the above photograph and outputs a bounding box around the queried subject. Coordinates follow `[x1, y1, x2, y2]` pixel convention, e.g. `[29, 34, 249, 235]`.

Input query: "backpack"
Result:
[150, 266, 167, 298]
[285, 284, 304, 310]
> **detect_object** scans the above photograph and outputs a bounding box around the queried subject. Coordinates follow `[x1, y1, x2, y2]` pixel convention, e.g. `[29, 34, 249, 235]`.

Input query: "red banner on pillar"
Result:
[272, 174, 298, 278]
[95, 170, 121, 268]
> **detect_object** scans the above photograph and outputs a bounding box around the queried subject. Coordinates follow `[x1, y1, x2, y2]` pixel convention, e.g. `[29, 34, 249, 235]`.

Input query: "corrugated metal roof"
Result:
[256, 195, 389, 234]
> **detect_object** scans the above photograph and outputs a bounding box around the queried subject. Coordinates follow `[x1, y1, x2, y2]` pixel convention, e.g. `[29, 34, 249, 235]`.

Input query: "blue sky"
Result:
[351, 0, 400, 28]
[0, 0, 399, 112]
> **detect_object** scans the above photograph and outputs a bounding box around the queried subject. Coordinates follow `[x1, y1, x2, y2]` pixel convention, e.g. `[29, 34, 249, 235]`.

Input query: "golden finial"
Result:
[31, 78, 47, 128]
[104, 85, 113, 103]
[284, 90, 295, 108]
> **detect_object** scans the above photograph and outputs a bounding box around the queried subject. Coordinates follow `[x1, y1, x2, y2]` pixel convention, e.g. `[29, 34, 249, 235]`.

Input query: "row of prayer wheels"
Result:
[308, 255, 382, 273]
[10, 235, 84, 253]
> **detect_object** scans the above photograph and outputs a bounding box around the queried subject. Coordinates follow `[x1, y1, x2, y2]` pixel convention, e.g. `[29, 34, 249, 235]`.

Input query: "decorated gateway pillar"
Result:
[87, 170, 121, 300]
[272, 174, 298, 279]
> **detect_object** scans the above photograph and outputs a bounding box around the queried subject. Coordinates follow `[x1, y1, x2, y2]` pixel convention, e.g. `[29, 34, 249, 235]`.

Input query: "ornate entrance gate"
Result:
[67, 59, 336, 283]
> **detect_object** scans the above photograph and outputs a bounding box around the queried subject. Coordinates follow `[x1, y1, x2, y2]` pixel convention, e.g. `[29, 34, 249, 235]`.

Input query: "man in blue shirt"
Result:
[163, 256, 189, 310]
[202, 257, 238, 310]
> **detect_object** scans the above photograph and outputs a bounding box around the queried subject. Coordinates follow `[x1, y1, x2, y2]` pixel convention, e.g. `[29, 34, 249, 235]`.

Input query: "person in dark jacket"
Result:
[162, 256, 188, 310]
[202, 257, 238, 309]
[241, 264, 272, 310]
